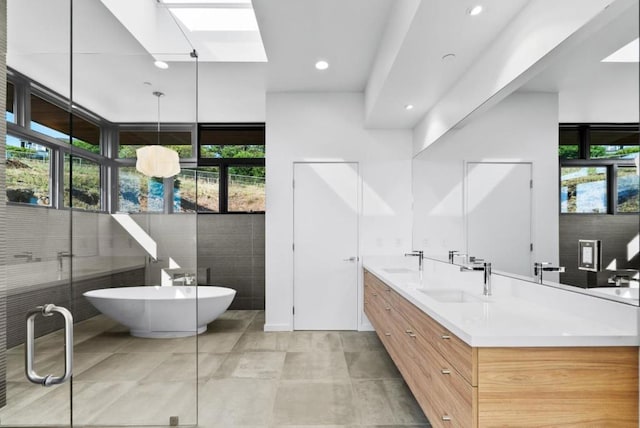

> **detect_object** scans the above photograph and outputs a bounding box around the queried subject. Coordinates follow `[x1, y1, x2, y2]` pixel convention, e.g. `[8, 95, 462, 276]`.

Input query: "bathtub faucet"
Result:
[172, 273, 196, 286]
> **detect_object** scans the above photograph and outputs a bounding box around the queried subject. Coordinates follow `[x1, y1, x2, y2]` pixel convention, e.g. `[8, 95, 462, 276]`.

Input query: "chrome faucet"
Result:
[405, 250, 424, 271]
[14, 251, 34, 262]
[609, 274, 630, 287]
[607, 269, 639, 287]
[460, 261, 492, 296]
[57, 251, 73, 272]
[448, 250, 468, 264]
[533, 262, 565, 284]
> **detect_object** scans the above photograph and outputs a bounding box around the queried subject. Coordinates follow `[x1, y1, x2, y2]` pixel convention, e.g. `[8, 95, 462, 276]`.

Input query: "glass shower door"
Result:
[69, 0, 199, 425]
[0, 0, 74, 425]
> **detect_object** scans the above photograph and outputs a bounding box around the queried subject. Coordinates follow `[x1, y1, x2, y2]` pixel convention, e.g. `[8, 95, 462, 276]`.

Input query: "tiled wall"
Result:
[198, 214, 265, 310]
[560, 215, 640, 287]
[0, 0, 7, 408]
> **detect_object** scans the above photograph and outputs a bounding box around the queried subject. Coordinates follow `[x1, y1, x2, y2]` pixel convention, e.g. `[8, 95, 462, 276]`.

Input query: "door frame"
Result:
[292, 161, 361, 331]
[463, 161, 534, 276]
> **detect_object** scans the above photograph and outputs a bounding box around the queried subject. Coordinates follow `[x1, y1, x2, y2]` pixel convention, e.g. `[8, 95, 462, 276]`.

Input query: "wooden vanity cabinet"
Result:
[363, 269, 638, 428]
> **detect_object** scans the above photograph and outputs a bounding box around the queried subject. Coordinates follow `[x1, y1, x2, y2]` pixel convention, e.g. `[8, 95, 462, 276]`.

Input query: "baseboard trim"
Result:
[359, 322, 374, 332]
[263, 323, 292, 332]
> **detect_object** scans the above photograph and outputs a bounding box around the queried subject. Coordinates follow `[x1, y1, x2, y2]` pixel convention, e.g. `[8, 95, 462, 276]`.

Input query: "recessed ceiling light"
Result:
[467, 5, 483, 16]
[405, 104, 414, 111]
[602, 38, 639, 62]
[154, 60, 169, 70]
[315, 60, 329, 71]
[442, 53, 456, 62]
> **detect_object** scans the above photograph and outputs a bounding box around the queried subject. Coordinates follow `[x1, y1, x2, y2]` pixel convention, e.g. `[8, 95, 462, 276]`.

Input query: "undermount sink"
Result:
[382, 267, 415, 274]
[419, 288, 485, 303]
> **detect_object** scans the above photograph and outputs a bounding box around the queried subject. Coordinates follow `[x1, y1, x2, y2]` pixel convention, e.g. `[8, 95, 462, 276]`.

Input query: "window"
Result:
[30, 94, 101, 153]
[617, 166, 639, 213]
[228, 165, 265, 212]
[589, 129, 639, 160]
[5, 135, 51, 206]
[198, 124, 265, 213]
[200, 126, 264, 158]
[173, 167, 220, 213]
[119, 129, 192, 158]
[118, 167, 165, 213]
[64, 155, 100, 210]
[561, 167, 607, 213]
[559, 124, 639, 214]
[559, 128, 580, 159]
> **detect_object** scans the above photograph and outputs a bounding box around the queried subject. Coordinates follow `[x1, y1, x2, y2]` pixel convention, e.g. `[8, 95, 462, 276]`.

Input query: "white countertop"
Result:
[363, 256, 639, 347]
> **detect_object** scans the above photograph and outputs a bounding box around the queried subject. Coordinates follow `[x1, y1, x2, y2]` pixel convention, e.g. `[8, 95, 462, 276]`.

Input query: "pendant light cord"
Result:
[153, 91, 164, 146]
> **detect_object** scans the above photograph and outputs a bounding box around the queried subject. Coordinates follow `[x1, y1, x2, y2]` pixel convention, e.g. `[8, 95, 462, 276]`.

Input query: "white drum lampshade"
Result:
[135, 145, 181, 178]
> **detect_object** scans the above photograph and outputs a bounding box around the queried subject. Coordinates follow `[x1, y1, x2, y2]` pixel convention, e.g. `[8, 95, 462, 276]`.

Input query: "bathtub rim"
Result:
[83, 285, 236, 301]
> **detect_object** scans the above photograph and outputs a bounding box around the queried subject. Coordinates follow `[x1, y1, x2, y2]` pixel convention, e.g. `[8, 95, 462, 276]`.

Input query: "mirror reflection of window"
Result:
[560, 166, 607, 213]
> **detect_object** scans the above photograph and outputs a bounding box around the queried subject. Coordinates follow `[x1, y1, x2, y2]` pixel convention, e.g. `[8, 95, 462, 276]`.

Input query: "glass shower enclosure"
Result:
[0, 0, 200, 425]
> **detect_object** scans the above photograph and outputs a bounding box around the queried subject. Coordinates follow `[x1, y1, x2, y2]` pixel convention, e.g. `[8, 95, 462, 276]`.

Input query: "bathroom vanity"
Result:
[363, 258, 639, 428]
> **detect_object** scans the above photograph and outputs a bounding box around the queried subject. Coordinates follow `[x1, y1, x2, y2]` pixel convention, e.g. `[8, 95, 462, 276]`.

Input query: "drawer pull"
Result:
[385, 288, 391, 292]
[373, 292, 378, 296]
[384, 332, 391, 336]
[441, 415, 452, 422]
[408, 333, 416, 338]
[405, 329, 413, 333]
[441, 334, 451, 340]
[385, 306, 391, 311]
[441, 369, 451, 375]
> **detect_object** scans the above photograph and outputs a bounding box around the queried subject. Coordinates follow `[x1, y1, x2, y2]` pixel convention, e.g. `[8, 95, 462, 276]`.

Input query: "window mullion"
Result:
[220, 164, 228, 213]
[610, 164, 618, 214]
[579, 125, 590, 159]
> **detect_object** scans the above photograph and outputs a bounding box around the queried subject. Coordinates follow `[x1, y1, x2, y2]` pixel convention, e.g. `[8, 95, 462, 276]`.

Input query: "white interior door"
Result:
[293, 162, 359, 330]
[466, 162, 533, 276]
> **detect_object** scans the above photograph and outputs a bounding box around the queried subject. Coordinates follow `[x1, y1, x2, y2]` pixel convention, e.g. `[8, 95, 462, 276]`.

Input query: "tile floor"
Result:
[0, 310, 430, 427]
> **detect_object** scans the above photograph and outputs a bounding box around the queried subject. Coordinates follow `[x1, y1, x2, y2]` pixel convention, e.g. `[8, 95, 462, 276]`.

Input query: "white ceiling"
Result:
[364, 0, 529, 128]
[7, 0, 636, 128]
[521, 2, 639, 123]
[253, 0, 394, 92]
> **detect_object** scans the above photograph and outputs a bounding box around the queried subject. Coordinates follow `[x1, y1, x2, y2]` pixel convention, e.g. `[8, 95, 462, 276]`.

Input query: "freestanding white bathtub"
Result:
[83, 286, 236, 338]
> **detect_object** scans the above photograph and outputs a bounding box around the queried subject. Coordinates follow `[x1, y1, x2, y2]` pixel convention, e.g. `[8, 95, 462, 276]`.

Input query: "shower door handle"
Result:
[25, 304, 73, 386]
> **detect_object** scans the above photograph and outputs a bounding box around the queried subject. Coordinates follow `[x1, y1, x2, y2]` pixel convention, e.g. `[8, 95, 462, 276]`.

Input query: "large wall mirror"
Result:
[412, 1, 639, 306]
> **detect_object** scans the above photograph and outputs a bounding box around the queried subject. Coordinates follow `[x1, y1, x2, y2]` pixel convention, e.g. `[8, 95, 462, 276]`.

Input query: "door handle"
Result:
[342, 257, 358, 262]
[25, 304, 73, 386]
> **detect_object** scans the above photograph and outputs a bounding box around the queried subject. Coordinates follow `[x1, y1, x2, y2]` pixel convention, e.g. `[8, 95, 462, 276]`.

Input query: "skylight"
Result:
[602, 38, 639, 63]
[169, 7, 259, 32]
[161, 0, 250, 3]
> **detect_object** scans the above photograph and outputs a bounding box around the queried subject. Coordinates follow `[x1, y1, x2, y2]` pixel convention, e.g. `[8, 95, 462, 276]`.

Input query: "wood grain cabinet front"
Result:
[363, 269, 638, 428]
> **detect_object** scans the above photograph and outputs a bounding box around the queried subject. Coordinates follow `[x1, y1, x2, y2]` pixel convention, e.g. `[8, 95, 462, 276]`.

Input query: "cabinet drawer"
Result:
[416, 329, 476, 427]
[389, 287, 476, 385]
[364, 270, 395, 306]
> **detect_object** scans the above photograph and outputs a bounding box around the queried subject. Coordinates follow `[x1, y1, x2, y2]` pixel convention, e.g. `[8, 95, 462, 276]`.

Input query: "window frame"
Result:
[5, 71, 267, 215]
[197, 123, 265, 214]
[117, 123, 197, 161]
[559, 123, 639, 215]
[6, 69, 118, 212]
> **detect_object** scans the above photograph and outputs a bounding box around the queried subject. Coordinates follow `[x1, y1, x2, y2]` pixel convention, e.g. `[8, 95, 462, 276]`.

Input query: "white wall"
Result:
[265, 92, 413, 331]
[412, 91, 559, 272]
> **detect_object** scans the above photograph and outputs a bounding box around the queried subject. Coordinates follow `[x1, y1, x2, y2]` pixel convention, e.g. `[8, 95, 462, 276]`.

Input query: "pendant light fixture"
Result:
[135, 91, 181, 178]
